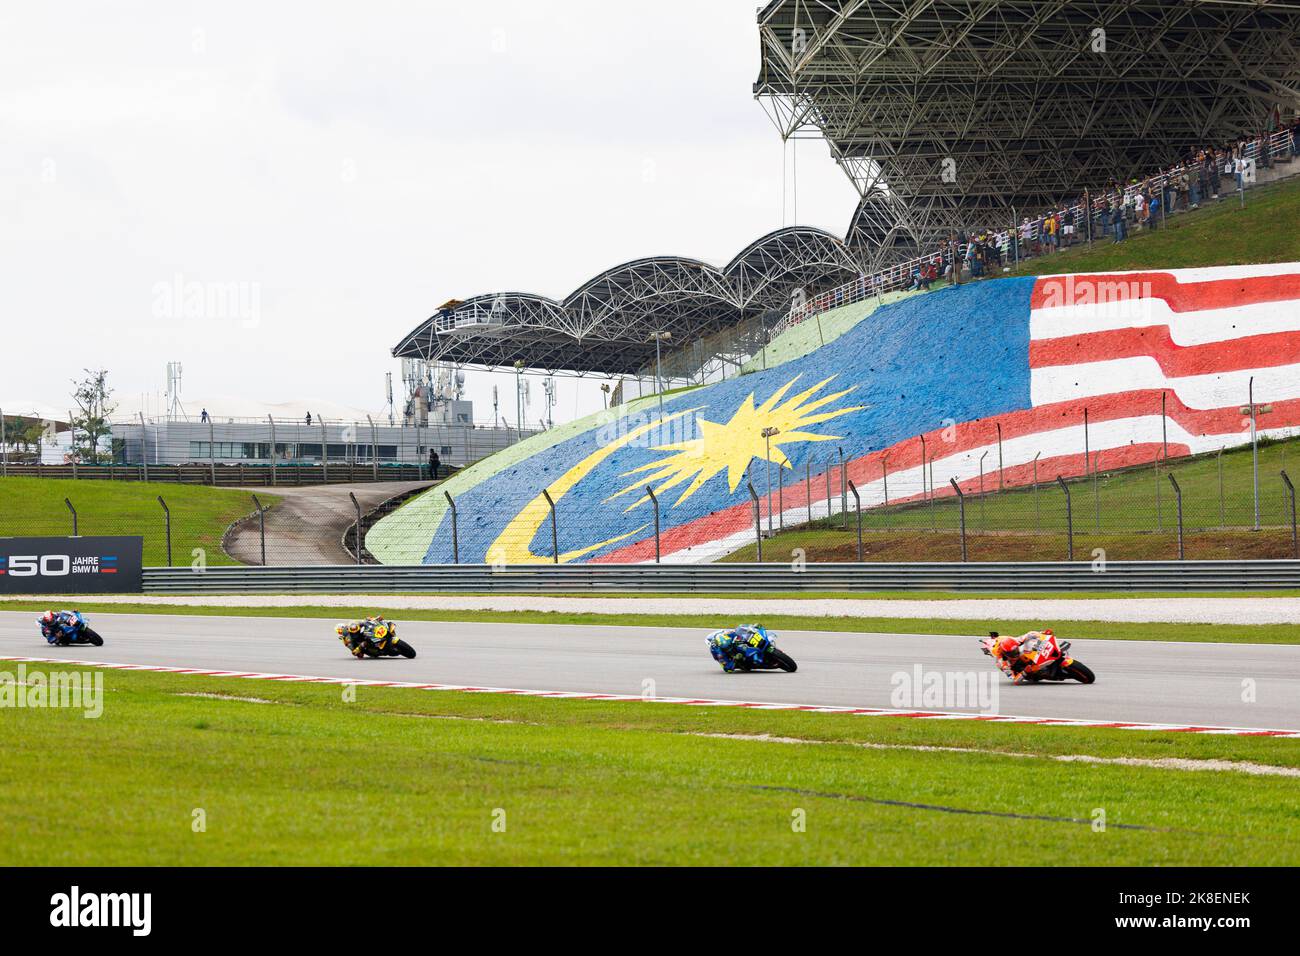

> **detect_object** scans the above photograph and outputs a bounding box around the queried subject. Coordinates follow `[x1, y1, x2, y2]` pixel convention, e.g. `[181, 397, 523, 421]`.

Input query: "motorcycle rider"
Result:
[707, 625, 765, 673]
[38, 610, 82, 646]
[988, 629, 1056, 683]
[335, 615, 388, 658]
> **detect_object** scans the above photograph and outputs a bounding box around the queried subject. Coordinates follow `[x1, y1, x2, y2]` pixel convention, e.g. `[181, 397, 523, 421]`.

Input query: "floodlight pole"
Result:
[761, 426, 781, 535]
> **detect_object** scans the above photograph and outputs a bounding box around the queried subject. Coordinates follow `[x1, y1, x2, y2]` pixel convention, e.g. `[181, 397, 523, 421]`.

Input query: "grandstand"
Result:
[755, 0, 1300, 265]
[391, 227, 863, 382]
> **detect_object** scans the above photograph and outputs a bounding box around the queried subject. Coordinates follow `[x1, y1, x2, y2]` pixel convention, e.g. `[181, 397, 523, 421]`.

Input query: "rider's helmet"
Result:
[41, 611, 55, 627]
[1042, 628, 1054, 639]
[997, 636, 1022, 659]
[347, 622, 360, 634]
[335, 624, 346, 636]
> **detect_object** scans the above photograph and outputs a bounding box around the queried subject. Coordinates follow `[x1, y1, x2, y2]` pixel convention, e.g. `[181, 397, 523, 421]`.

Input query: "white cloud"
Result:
[0, 0, 858, 423]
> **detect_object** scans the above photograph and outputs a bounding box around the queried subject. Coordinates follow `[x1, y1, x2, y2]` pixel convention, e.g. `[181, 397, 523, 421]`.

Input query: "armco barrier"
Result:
[138, 560, 1300, 594]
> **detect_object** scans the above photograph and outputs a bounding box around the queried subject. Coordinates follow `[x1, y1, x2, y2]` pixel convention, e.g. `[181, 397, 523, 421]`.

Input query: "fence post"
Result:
[1056, 476, 1073, 561]
[348, 491, 362, 566]
[65, 497, 77, 536]
[541, 488, 559, 564]
[0, 406, 6, 477]
[996, 422, 1004, 491]
[1283, 471, 1298, 558]
[881, 453, 890, 508]
[949, 478, 967, 562]
[1168, 473, 1184, 560]
[1093, 451, 1103, 532]
[777, 458, 785, 530]
[1218, 447, 1226, 527]
[646, 486, 661, 563]
[321, 416, 329, 483]
[847, 479, 862, 561]
[805, 459, 812, 525]
[746, 481, 762, 562]
[157, 495, 172, 567]
[267, 415, 277, 487]
[838, 447, 848, 530]
[443, 490, 459, 564]
[138, 411, 149, 483]
[824, 459, 833, 525]
[209, 417, 216, 485]
[367, 415, 379, 481]
[251, 494, 268, 566]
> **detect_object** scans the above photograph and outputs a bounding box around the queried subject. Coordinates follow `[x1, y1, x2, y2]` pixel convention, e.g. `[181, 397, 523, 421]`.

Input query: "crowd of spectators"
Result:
[905, 120, 1300, 291]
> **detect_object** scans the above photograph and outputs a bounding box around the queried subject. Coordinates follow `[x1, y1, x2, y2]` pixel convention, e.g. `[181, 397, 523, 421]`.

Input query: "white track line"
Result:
[3, 654, 1297, 738]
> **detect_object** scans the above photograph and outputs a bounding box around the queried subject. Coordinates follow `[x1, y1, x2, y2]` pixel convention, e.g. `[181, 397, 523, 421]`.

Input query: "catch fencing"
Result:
[137, 560, 1300, 593]
[3, 436, 1298, 568]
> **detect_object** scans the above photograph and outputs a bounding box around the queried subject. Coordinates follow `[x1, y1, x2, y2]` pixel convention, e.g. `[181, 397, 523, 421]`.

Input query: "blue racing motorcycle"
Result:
[707, 624, 797, 673]
[38, 610, 104, 647]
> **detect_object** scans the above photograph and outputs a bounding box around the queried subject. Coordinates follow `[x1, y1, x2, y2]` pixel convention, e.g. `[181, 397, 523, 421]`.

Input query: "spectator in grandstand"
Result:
[305, 411, 312, 426]
[200, 408, 209, 423]
[428, 449, 441, 478]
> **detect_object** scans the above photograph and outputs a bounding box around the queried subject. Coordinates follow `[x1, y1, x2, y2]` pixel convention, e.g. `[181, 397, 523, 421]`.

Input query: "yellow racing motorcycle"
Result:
[336, 617, 417, 659]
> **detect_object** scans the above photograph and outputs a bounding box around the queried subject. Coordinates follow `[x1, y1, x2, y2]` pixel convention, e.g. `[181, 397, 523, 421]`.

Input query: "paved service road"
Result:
[2, 612, 1297, 731]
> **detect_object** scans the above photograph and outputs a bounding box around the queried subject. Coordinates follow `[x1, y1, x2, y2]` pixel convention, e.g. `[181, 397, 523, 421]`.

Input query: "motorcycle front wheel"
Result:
[1063, 661, 1095, 684]
[767, 648, 797, 673]
[80, 628, 104, 647]
[392, 639, 417, 660]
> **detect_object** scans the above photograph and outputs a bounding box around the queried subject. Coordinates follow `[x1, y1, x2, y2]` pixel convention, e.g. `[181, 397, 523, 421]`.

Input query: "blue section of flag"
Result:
[424, 278, 1036, 563]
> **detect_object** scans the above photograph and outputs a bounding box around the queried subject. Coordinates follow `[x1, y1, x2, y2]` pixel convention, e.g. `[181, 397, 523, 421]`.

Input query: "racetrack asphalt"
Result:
[2, 611, 1297, 731]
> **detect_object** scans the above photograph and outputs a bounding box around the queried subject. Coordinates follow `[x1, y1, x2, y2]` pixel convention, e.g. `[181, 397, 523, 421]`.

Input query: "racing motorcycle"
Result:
[337, 618, 417, 659]
[979, 630, 1095, 684]
[38, 610, 104, 647]
[711, 624, 797, 673]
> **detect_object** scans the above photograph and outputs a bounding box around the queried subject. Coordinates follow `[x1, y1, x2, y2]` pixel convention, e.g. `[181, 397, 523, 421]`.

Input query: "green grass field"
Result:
[2, 600, 1295, 644]
[0, 476, 277, 566]
[723, 434, 1300, 563]
[1002, 175, 1300, 277]
[0, 664, 1295, 866]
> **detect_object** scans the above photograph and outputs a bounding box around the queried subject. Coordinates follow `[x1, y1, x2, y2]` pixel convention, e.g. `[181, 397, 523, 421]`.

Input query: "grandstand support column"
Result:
[209, 417, 216, 485]
[320, 416, 328, 483]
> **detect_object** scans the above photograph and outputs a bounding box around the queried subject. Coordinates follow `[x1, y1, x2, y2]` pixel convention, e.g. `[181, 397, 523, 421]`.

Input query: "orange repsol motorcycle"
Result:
[979, 630, 1095, 684]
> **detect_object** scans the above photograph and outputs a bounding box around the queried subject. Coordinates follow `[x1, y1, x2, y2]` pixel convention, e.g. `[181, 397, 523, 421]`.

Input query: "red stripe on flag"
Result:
[1029, 326, 1300, 374]
[1030, 271, 1300, 312]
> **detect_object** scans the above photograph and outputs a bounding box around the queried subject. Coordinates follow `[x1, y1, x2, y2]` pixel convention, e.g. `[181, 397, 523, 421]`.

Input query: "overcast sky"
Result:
[0, 0, 857, 426]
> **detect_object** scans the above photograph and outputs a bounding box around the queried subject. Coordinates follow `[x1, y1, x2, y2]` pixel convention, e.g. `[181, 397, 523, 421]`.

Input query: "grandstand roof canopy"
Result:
[756, 0, 1300, 263]
[392, 227, 864, 375]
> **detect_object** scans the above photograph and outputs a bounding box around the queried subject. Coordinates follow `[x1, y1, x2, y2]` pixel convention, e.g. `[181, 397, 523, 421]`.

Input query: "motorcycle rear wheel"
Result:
[1063, 661, 1096, 684]
[393, 639, 417, 660]
[767, 648, 797, 673]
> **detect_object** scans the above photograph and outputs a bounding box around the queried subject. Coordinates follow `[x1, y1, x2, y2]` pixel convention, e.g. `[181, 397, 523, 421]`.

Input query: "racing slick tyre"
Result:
[768, 648, 797, 673]
[1063, 661, 1095, 684]
[393, 639, 417, 659]
[81, 628, 104, 647]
